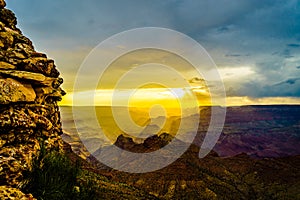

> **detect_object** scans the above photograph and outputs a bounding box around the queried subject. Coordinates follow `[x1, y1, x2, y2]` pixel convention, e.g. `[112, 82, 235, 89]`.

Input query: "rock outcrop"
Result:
[0, 186, 35, 200]
[0, 0, 65, 198]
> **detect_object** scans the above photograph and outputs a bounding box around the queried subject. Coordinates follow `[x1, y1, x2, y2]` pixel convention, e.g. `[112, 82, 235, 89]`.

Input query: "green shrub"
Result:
[19, 143, 99, 200]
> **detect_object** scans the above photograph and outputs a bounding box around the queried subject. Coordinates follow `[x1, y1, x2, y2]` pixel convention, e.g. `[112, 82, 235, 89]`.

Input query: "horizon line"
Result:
[59, 104, 300, 107]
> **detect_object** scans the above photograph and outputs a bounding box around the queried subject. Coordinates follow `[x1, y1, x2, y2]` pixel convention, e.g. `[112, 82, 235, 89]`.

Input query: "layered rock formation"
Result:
[0, 0, 65, 198]
[93, 134, 300, 199]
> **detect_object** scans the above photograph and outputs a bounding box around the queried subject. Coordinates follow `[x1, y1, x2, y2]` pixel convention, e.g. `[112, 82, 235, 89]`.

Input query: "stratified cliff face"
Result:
[0, 0, 65, 198]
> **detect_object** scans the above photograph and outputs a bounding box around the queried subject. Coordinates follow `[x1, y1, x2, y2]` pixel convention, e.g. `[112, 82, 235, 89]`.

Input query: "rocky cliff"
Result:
[0, 0, 65, 198]
[94, 134, 300, 199]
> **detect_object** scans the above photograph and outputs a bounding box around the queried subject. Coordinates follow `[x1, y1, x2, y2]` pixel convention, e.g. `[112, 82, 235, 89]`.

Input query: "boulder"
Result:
[0, 78, 36, 104]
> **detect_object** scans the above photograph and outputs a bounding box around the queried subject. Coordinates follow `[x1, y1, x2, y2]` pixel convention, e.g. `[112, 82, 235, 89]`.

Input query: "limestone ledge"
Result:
[0, 69, 65, 104]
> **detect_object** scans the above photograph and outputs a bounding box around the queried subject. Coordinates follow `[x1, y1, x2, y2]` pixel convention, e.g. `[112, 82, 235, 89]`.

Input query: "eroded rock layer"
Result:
[0, 0, 65, 197]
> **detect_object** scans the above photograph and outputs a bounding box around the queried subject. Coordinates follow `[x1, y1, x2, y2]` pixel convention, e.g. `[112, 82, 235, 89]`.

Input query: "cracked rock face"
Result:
[0, 0, 66, 197]
[0, 186, 36, 200]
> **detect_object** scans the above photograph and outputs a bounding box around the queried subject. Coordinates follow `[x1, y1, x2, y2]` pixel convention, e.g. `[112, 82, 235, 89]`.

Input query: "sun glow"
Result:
[60, 87, 211, 107]
[60, 90, 300, 107]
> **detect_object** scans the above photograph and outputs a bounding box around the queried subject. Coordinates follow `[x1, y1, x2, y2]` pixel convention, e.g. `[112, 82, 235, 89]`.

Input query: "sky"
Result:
[6, 0, 300, 106]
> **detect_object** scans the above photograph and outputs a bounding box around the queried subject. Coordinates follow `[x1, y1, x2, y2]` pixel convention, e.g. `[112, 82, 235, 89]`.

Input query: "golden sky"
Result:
[59, 47, 300, 107]
[59, 48, 300, 107]
[7, 1, 300, 107]
[63, 48, 213, 107]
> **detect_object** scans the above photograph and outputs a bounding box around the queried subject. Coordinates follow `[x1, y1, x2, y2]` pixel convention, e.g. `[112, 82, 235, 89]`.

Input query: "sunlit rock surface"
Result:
[0, 0, 65, 198]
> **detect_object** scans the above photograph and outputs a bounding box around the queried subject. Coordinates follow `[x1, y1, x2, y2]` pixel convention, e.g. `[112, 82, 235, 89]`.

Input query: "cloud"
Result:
[169, 0, 278, 35]
[287, 43, 300, 48]
[188, 77, 205, 84]
[226, 96, 300, 106]
[217, 26, 230, 33]
[233, 79, 300, 98]
[274, 78, 300, 86]
[280, 49, 293, 58]
[225, 54, 242, 57]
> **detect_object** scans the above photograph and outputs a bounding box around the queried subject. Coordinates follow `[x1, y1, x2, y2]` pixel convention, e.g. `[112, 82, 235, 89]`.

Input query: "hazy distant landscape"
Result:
[61, 105, 300, 159]
[60, 105, 300, 199]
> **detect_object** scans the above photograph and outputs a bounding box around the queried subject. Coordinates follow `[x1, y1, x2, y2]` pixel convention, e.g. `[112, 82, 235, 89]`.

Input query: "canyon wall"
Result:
[0, 0, 65, 198]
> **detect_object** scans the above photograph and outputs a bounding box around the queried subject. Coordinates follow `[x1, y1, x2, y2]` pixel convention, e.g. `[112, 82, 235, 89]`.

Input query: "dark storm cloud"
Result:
[287, 44, 300, 48]
[8, 0, 290, 47]
[274, 78, 300, 86]
[264, 82, 300, 97]
[168, 0, 268, 34]
[231, 80, 300, 98]
[6, 0, 174, 48]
